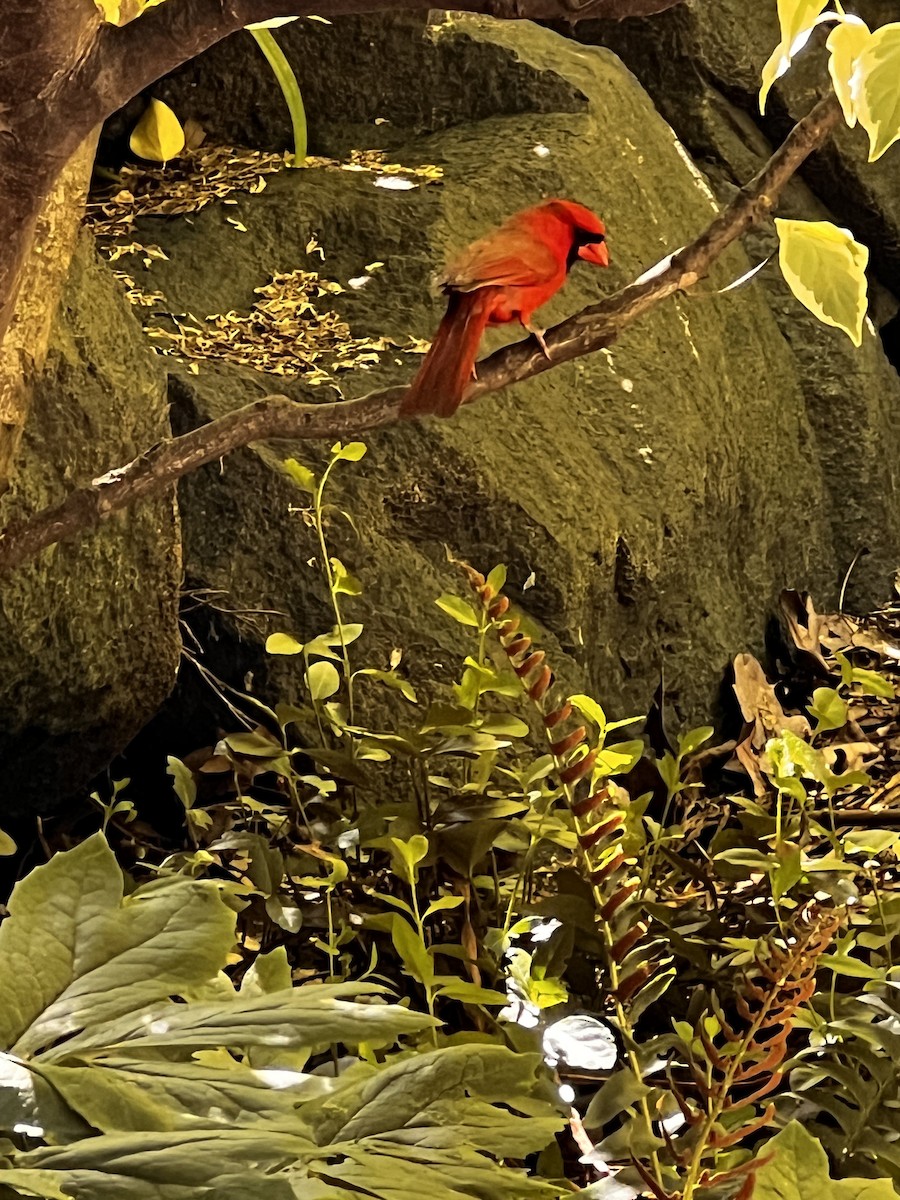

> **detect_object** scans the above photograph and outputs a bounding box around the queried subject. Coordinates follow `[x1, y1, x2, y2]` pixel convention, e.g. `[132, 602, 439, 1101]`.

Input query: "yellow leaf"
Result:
[827, 16, 871, 128]
[759, 0, 830, 113]
[129, 98, 185, 163]
[853, 22, 900, 162]
[775, 218, 869, 347]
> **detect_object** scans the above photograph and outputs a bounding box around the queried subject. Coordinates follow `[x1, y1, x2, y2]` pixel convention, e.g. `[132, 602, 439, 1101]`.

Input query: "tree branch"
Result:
[0, 93, 842, 574]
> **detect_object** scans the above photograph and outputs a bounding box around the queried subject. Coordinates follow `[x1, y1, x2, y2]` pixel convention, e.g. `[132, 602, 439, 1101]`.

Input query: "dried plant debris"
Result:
[86, 144, 443, 242]
[85, 144, 440, 381]
[145, 270, 427, 382]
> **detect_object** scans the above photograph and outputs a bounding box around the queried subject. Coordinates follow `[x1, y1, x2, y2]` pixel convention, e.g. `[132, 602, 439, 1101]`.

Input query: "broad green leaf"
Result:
[854, 23, 900, 162]
[583, 1069, 651, 1128]
[434, 981, 508, 1005]
[283, 458, 316, 493]
[808, 686, 848, 732]
[478, 713, 529, 738]
[594, 739, 644, 778]
[434, 594, 480, 627]
[266, 632, 304, 655]
[754, 1121, 898, 1200]
[0, 1169, 71, 1199]
[330, 558, 362, 596]
[129, 98, 185, 162]
[240, 947, 293, 996]
[354, 668, 417, 703]
[775, 218, 869, 347]
[568, 694, 607, 731]
[485, 564, 507, 593]
[36, 1054, 317, 1134]
[307, 660, 340, 701]
[330, 441, 367, 462]
[390, 834, 429, 884]
[306, 1043, 561, 1157]
[0, 836, 235, 1058]
[759, 0, 830, 112]
[20, 1127, 316, 1198]
[0, 826, 17, 855]
[166, 755, 197, 809]
[60, 982, 434, 1058]
[390, 916, 434, 986]
[827, 16, 871, 127]
[678, 725, 714, 757]
[223, 731, 284, 759]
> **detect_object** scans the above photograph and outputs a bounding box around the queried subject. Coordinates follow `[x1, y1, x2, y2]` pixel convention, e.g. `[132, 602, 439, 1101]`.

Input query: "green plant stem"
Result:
[409, 879, 439, 1047]
[313, 460, 356, 730]
[247, 27, 307, 165]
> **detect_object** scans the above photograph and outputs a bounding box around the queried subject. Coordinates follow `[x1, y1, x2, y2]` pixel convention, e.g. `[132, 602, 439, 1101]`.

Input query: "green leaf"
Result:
[129, 98, 185, 162]
[354, 668, 417, 703]
[282, 458, 316, 493]
[584, 1069, 651, 1128]
[678, 725, 713, 757]
[390, 834, 429, 884]
[776, 218, 869, 346]
[265, 632, 304, 655]
[809, 686, 849, 733]
[0, 835, 236, 1058]
[0, 826, 18, 855]
[435, 594, 480, 627]
[223, 731, 284, 759]
[308, 661, 340, 701]
[166, 755, 197, 809]
[330, 558, 362, 596]
[434, 981, 508, 1005]
[771, 840, 803, 904]
[67, 982, 434, 1057]
[854, 22, 900, 162]
[486, 564, 507, 593]
[594, 739, 644, 778]
[754, 1121, 898, 1200]
[390, 916, 434, 986]
[827, 16, 871, 128]
[240, 947, 293, 996]
[478, 713, 529, 738]
[330, 441, 367, 462]
[568, 694, 607, 731]
[0, 1169, 72, 1198]
[759, 0, 829, 112]
[423, 896, 465, 919]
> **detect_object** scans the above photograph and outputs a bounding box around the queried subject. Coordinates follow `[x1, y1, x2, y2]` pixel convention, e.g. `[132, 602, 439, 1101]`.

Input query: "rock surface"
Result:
[0, 235, 181, 810]
[566, 0, 900, 608]
[118, 13, 867, 748]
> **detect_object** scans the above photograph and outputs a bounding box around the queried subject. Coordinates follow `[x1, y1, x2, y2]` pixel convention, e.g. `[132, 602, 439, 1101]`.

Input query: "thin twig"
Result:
[0, 94, 842, 574]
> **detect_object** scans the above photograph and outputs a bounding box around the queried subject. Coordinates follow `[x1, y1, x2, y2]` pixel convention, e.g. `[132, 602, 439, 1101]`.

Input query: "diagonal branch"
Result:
[0, 93, 842, 574]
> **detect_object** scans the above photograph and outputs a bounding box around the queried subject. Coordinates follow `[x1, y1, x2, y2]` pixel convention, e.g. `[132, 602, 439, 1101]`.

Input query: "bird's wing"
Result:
[441, 228, 561, 293]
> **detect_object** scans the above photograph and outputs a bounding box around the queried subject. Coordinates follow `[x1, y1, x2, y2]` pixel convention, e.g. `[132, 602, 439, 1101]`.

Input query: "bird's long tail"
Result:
[400, 289, 493, 419]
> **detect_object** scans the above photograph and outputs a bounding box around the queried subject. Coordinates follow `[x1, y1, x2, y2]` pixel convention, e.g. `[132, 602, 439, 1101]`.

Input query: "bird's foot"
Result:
[526, 324, 552, 360]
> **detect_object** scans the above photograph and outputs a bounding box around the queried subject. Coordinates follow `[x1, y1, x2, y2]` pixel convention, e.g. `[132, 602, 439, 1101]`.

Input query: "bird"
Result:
[399, 199, 609, 420]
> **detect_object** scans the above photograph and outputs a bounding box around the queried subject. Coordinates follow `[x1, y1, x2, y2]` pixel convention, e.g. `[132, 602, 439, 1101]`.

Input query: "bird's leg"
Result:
[522, 320, 551, 360]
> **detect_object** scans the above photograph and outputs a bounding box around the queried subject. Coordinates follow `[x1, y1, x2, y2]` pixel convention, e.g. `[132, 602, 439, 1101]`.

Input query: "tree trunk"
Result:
[0, 137, 98, 490]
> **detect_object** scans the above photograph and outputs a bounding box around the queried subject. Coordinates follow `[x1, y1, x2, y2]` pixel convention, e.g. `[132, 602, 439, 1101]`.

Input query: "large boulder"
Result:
[0, 235, 181, 812]
[112, 12, 864, 742]
[564, 0, 900, 608]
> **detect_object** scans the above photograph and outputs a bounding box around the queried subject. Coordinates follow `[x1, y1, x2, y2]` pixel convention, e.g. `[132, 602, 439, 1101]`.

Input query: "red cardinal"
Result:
[400, 199, 609, 419]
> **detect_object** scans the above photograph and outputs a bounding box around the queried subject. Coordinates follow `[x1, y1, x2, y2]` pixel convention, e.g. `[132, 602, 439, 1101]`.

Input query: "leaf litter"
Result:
[85, 143, 440, 382]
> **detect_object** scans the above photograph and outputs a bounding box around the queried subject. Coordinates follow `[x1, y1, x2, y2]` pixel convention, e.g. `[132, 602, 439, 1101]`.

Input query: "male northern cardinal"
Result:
[400, 199, 609, 419]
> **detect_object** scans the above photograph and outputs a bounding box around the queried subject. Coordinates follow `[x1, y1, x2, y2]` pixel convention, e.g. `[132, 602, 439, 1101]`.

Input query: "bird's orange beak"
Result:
[578, 240, 609, 268]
